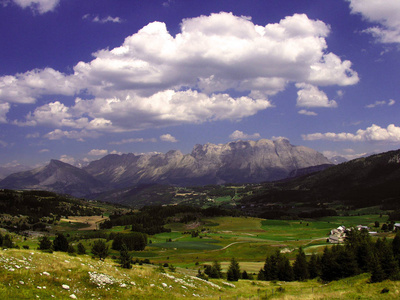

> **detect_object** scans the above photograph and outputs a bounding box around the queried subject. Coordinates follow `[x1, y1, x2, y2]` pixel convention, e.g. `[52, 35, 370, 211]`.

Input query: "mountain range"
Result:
[0, 138, 332, 197]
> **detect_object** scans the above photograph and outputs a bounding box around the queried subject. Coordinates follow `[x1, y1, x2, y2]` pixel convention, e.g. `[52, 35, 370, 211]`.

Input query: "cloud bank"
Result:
[303, 124, 400, 143]
[348, 0, 400, 44]
[229, 130, 261, 140]
[0, 12, 359, 139]
[365, 99, 395, 108]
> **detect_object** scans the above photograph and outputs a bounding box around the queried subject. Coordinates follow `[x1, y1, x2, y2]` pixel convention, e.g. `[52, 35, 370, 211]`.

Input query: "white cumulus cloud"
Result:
[0, 103, 10, 123]
[160, 134, 178, 142]
[0, 12, 359, 136]
[59, 154, 75, 165]
[348, 0, 400, 44]
[298, 109, 317, 116]
[302, 124, 400, 143]
[83, 14, 122, 24]
[43, 129, 100, 141]
[88, 149, 109, 156]
[296, 83, 337, 108]
[12, 0, 60, 14]
[110, 138, 157, 145]
[229, 130, 261, 140]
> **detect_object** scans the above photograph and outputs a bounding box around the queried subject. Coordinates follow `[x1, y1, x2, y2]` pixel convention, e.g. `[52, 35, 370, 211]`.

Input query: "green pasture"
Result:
[150, 239, 222, 250]
[139, 213, 389, 266]
[151, 231, 183, 242]
[202, 216, 264, 231]
[54, 220, 91, 231]
[214, 196, 232, 203]
[318, 214, 385, 227]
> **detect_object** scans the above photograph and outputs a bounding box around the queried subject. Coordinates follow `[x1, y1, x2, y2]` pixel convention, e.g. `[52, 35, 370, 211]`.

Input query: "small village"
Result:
[327, 224, 393, 244]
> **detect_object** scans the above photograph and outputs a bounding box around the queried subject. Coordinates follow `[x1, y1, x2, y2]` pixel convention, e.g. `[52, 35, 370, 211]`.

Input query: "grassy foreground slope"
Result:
[1, 249, 400, 299]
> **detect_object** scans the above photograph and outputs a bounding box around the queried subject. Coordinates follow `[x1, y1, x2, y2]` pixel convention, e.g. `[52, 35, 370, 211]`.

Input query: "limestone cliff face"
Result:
[84, 138, 332, 188]
[0, 139, 332, 196]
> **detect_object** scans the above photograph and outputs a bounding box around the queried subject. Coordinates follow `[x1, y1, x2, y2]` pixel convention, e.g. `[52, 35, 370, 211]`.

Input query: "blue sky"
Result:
[0, 0, 399, 167]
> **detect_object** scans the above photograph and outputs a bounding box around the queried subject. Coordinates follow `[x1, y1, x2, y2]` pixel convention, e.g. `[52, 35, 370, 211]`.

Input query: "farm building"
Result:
[329, 226, 347, 243]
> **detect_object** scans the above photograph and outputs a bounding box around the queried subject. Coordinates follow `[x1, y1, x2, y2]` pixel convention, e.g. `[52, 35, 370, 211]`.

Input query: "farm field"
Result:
[1, 210, 400, 299]
[121, 214, 390, 267]
[7, 213, 390, 268]
[58, 216, 105, 231]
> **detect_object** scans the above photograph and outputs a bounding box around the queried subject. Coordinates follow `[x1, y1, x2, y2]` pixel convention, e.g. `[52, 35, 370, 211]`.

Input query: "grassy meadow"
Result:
[1, 212, 398, 299]
[2, 248, 400, 299]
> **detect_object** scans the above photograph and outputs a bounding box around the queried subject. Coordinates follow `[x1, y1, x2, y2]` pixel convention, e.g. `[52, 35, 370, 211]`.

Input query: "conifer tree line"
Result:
[100, 205, 233, 235]
[258, 229, 400, 283]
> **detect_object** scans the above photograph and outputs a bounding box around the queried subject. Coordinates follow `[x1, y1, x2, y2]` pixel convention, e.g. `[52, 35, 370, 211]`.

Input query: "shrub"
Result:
[38, 236, 52, 250]
[3, 234, 14, 248]
[77, 242, 86, 255]
[67, 244, 76, 254]
[91, 240, 109, 260]
[119, 244, 132, 269]
[53, 233, 69, 252]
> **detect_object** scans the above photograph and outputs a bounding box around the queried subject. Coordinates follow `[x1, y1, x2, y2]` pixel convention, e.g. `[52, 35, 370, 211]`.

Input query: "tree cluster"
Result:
[0, 190, 101, 228]
[258, 229, 400, 283]
[204, 261, 223, 279]
[111, 232, 147, 251]
[101, 204, 232, 234]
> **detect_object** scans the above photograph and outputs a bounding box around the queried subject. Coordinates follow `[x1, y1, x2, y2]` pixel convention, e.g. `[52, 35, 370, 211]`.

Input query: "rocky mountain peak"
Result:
[1, 138, 333, 196]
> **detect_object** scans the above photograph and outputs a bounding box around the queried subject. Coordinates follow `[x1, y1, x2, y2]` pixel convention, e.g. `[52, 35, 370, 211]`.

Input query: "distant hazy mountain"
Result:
[0, 164, 32, 180]
[84, 138, 332, 189]
[329, 156, 348, 165]
[0, 160, 105, 197]
[242, 148, 400, 210]
[0, 139, 332, 197]
[287, 164, 333, 178]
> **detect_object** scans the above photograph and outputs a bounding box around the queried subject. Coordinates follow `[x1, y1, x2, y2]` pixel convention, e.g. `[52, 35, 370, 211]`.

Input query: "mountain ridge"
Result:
[0, 159, 105, 197]
[241, 148, 400, 212]
[84, 138, 332, 188]
[0, 138, 332, 197]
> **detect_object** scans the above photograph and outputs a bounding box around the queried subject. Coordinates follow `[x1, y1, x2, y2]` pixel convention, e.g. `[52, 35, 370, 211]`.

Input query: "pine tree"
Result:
[263, 251, 278, 280]
[293, 247, 309, 281]
[370, 254, 385, 283]
[38, 236, 52, 251]
[2, 234, 13, 248]
[241, 270, 249, 280]
[119, 243, 132, 269]
[336, 246, 358, 278]
[307, 253, 320, 279]
[321, 246, 337, 281]
[227, 257, 241, 281]
[91, 239, 109, 260]
[379, 238, 400, 280]
[211, 260, 223, 278]
[392, 233, 400, 259]
[356, 240, 374, 273]
[257, 268, 266, 280]
[277, 255, 294, 281]
[53, 233, 69, 252]
[67, 244, 75, 254]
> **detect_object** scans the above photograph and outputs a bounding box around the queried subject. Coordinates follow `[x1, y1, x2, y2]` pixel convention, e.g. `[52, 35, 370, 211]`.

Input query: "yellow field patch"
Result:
[60, 216, 106, 230]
